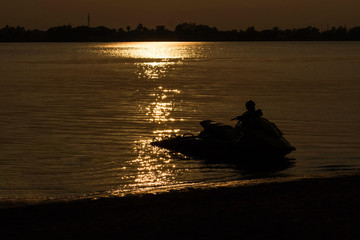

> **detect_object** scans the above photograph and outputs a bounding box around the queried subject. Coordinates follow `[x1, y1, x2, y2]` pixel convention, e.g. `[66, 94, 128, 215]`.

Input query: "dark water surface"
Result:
[0, 42, 359, 202]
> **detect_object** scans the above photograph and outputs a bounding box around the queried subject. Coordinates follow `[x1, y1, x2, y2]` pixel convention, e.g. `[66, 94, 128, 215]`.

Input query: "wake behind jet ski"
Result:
[151, 100, 296, 160]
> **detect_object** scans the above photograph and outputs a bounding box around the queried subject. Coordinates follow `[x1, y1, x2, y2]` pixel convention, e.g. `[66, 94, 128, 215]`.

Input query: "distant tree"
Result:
[295, 26, 320, 40]
[174, 22, 221, 40]
[1, 23, 360, 42]
[245, 26, 257, 40]
[321, 26, 347, 40]
[272, 27, 279, 32]
[135, 23, 148, 33]
[155, 25, 166, 32]
[246, 26, 256, 32]
[349, 26, 360, 40]
[175, 23, 197, 33]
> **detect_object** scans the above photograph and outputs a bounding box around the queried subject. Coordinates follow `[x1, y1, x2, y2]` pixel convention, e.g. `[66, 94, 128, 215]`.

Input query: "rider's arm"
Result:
[231, 115, 242, 121]
[231, 112, 247, 121]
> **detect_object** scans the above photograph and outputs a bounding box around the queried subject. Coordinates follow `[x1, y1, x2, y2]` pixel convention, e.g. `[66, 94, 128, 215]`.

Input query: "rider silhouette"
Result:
[231, 100, 263, 127]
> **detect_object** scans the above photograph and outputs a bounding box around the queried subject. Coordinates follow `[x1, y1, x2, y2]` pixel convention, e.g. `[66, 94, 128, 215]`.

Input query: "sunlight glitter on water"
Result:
[124, 139, 181, 191]
[100, 42, 205, 60]
[108, 42, 196, 193]
[1, 42, 360, 202]
[139, 86, 183, 124]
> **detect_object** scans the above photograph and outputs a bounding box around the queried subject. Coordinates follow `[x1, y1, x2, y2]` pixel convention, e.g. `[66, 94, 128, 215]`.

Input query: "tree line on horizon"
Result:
[1, 23, 360, 42]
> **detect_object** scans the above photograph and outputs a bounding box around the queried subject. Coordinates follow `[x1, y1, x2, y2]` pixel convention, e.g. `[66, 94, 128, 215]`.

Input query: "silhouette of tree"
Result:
[322, 26, 348, 40]
[291, 26, 320, 41]
[135, 23, 147, 33]
[1, 23, 360, 42]
[152, 25, 173, 41]
[156, 25, 166, 32]
[348, 26, 360, 40]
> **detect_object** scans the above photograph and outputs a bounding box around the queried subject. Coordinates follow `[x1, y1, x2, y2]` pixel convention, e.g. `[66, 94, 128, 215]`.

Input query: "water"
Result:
[0, 42, 359, 202]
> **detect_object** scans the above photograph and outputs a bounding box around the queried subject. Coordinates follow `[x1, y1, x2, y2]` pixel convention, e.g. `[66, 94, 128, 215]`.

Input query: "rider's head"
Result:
[245, 100, 256, 111]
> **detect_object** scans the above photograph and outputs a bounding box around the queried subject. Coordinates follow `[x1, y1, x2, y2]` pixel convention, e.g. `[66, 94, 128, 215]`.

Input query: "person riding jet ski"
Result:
[231, 100, 285, 138]
[151, 99, 295, 158]
[231, 100, 263, 128]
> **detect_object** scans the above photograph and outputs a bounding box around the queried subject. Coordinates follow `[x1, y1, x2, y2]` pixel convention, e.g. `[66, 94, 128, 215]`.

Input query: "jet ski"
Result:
[151, 118, 296, 160]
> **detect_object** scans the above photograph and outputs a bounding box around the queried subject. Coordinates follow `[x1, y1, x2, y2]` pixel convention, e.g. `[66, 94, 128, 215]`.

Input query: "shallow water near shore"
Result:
[0, 42, 359, 203]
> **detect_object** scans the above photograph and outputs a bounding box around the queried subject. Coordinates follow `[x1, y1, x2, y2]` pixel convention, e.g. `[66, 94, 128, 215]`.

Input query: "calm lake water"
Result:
[0, 42, 359, 203]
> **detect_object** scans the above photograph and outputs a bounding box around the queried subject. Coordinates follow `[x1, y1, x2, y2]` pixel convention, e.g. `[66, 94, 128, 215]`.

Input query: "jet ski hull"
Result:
[151, 135, 294, 160]
[151, 119, 295, 161]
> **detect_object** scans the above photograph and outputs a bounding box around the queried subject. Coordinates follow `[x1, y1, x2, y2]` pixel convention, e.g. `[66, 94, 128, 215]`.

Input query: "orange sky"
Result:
[1, 0, 359, 30]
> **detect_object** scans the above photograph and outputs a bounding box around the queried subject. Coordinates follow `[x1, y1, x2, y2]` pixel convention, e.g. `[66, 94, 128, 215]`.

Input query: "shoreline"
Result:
[2, 172, 360, 239]
[0, 170, 354, 208]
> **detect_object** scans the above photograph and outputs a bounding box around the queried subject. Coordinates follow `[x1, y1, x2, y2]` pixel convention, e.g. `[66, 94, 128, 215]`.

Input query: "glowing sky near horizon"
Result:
[1, 0, 359, 30]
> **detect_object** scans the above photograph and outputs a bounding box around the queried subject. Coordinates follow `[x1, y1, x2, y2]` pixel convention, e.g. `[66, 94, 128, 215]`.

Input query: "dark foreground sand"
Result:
[2, 173, 360, 240]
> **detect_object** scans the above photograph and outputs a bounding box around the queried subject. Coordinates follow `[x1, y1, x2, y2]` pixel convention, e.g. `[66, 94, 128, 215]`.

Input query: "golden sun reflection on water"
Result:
[130, 86, 184, 190]
[128, 139, 180, 191]
[112, 42, 194, 193]
[136, 62, 175, 80]
[101, 42, 197, 60]
[141, 86, 183, 124]
[108, 139, 182, 196]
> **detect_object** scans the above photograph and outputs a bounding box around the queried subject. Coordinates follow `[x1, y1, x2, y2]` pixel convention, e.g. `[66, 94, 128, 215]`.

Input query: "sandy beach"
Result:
[2, 173, 360, 240]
